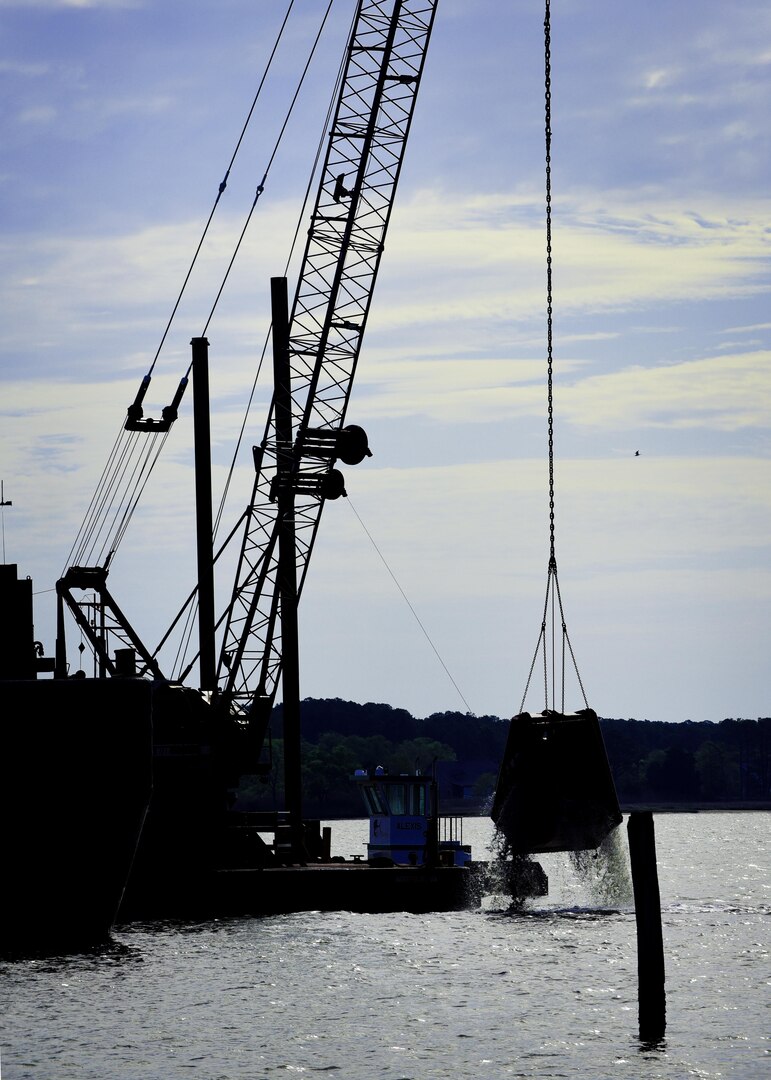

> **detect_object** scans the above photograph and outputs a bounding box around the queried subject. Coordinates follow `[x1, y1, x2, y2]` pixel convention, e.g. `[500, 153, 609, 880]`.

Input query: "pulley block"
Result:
[270, 468, 347, 502]
[298, 424, 372, 466]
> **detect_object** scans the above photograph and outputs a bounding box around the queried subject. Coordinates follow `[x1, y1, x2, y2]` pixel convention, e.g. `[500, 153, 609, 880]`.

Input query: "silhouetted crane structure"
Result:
[56, 1, 439, 852]
[55, 0, 622, 884]
[218, 0, 438, 742]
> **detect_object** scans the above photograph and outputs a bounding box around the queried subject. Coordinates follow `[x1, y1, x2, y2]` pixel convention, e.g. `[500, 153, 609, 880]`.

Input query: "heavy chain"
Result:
[520, 0, 589, 714]
[544, 0, 555, 571]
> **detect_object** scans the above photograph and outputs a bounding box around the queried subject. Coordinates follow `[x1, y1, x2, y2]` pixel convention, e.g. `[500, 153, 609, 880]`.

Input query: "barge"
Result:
[0, 563, 153, 957]
[117, 764, 547, 922]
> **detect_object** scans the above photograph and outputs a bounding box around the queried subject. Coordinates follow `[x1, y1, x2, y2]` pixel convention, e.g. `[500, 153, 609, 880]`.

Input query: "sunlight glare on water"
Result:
[1, 813, 768, 1079]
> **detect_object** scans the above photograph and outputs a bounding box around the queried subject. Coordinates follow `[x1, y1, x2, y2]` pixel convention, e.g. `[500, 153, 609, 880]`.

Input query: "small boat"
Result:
[354, 766, 471, 867]
[354, 765, 549, 905]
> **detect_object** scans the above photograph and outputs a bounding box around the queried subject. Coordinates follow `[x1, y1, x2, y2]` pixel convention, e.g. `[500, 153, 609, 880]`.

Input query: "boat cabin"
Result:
[354, 767, 471, 867]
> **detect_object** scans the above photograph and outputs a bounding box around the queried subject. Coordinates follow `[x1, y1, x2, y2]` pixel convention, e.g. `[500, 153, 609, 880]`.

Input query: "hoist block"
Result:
[299, 424, 371, 466]
[491, 708, 622, 854]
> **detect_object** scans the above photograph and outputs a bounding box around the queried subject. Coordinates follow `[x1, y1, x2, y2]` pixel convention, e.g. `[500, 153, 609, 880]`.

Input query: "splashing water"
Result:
[482, 826, 546, 910]
[567, 826, 633, 908]
[487, 822, 633, 911]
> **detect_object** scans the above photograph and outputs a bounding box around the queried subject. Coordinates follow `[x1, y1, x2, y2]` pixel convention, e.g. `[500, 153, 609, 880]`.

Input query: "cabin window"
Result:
[387, 784, 406, 815]
[363, 786, 388, 815]
[409, 784, 427, 816]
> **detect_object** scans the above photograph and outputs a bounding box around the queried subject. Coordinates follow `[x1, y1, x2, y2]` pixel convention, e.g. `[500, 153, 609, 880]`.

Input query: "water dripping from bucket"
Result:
[567, 825, 633, 910]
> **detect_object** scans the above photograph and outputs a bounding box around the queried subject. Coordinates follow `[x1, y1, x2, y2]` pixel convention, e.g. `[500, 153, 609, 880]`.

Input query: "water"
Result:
[1, 813, 767, 1079]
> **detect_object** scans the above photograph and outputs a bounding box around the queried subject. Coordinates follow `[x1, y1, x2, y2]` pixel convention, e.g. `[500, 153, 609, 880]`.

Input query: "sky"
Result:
[1, 0, 769, 725]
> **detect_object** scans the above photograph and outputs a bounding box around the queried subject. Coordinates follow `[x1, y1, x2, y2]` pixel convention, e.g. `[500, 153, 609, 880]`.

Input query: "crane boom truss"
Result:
[218, 0, 437, 719]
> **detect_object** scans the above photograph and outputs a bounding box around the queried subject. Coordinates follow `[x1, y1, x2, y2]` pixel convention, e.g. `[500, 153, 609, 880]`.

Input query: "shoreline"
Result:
[619, 801, 771, 813]
[319, 801, 771, 820]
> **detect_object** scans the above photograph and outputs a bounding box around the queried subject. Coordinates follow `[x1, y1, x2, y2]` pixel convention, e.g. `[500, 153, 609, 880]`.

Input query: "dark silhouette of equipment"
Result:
[492, 0, 622, 856]
[52, 0, 442, 895]
[491, 708, 622, 854]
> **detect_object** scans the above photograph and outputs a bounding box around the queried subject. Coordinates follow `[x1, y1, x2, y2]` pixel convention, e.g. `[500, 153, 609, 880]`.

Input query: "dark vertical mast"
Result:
[271, 277, 304, 858]
[192, 336, 216, 692]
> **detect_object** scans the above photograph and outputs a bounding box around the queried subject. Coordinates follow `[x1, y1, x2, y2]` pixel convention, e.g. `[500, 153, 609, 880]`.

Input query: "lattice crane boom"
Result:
[218, 0, 438, 725]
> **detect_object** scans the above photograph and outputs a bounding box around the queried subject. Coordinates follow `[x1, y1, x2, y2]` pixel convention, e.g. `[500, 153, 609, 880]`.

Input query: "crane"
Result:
[55, 0, 439, 870]
[58, 0, 436, 690]
[216, 0, 438, 742]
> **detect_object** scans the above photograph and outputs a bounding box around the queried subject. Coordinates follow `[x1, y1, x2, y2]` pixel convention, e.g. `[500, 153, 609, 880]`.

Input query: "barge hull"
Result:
[1, 678, 153, 956]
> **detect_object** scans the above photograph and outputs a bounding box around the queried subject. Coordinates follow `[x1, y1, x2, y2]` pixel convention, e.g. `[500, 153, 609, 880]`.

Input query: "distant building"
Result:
[435, 759, 498, 813]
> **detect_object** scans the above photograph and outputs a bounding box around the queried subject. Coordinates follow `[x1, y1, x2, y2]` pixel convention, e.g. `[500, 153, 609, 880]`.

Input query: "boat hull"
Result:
[1, 678, 153, 956]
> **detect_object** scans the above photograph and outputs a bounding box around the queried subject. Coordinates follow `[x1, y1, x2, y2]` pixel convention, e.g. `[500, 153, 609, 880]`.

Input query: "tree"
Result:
[642, 745, 699, 800]
[695, 741, 736, 800]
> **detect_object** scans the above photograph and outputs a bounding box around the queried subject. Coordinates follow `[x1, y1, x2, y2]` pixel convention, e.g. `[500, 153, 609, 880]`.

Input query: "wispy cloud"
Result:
[0, 59, 49, 76]
[314, 455, 771, 603]
[16, 105, 58, 126]
[556, 351, 771, 434]
[350, 349, 771, 436]
[379, 188, 770, 318]
[0, 1, 138, 8]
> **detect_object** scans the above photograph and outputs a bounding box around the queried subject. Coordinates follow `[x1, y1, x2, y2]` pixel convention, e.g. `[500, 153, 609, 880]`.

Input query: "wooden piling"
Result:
[627, 811, 666, 1042]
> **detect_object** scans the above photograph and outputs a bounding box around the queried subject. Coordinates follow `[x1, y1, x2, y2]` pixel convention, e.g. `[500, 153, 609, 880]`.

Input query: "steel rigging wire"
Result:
[211, 0, 355, 543]
[63, 0, 336, 576]
[158, 5, 357, 681]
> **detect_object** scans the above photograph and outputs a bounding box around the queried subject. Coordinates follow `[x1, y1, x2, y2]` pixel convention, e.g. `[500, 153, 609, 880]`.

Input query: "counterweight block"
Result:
[491, 708, 622, 854]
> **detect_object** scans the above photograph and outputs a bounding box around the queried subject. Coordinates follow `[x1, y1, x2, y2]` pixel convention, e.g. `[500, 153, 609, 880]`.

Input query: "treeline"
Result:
[600, 715, 769, 804]
[236, 698, 770, 818]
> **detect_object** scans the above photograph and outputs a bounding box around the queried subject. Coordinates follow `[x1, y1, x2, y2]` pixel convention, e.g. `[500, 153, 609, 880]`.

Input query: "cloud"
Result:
[2, 178, 768, 371]
[642, 68, 674, 91]
[356, 268, 771, 432]
[348, 349, 771, 434]
[719, 321, 771, 334]
[369, 188, 771, 335]
[555, 351, 771, 434]
[0, 203, 297, 374]
[16, 105, 58, 126]
[3, 181, 769, 456]
[0, 1, 138, 8]
[352, 356, 558, 423]
[0, 60, 49, 76]
[76, 92, 176, 125]
[308, 454, 771, 605]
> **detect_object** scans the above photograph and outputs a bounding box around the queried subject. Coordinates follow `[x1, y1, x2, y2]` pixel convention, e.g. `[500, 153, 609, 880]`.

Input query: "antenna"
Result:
[0, 480, 12, 563]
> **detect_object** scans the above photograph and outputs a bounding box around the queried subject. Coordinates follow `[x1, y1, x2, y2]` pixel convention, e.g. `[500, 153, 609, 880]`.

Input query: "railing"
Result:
[439, 816, 464, 846]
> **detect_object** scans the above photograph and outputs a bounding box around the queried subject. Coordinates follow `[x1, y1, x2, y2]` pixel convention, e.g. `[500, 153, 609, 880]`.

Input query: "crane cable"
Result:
[163, 3, 355, 679]
[64, 0, 333, 576]
[151, 0, 298, 381]
[192, 0, 337, 353]
[64, 0, 298, 572]
[519, 0, 588, 715]
[347, 498, 473, 715]
[210, 3, 354, 545]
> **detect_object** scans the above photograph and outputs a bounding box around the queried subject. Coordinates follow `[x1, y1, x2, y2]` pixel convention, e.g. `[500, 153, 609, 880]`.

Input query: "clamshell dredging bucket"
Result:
[491, 708, 622, 854]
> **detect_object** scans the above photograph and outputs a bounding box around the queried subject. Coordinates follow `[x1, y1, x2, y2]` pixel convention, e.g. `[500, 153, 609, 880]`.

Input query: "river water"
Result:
[1, 813, 767, 1079]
